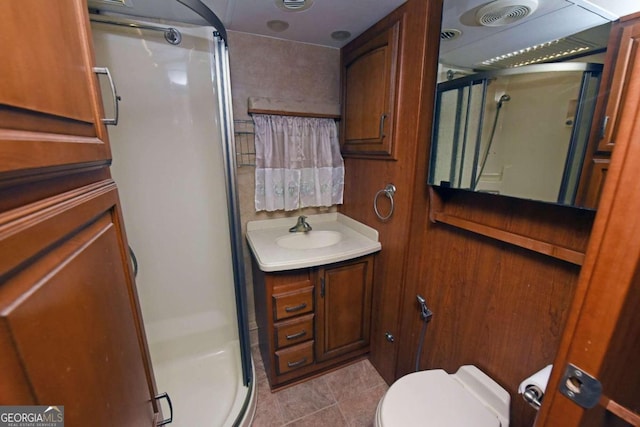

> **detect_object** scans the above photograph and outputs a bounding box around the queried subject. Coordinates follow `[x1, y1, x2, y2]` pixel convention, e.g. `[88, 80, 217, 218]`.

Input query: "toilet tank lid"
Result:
[452, 365, 510, 427]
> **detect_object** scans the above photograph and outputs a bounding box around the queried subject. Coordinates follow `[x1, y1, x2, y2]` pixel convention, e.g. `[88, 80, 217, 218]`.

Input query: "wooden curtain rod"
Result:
[248, 108, 341, 119]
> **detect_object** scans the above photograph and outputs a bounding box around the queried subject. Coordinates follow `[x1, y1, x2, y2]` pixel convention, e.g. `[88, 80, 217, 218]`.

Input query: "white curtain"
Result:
[253, 115, 344, 212]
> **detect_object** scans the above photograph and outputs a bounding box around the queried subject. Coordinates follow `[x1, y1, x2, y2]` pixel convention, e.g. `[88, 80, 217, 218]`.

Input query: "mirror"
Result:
[430, 0, 615, 209]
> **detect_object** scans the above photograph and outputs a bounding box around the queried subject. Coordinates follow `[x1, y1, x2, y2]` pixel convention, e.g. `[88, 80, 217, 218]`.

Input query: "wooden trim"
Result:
[431, 210, 585, 265]
[248, 108, 340, 119]
[428, 187, 585, 265]
[601, 396, 640, 426]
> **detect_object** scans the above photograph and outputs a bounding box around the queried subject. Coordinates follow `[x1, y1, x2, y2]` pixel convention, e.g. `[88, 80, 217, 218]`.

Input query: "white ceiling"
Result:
[214, 0, 407, 48]
[90, 0, 640, 57]
[91, 0, 407, 48]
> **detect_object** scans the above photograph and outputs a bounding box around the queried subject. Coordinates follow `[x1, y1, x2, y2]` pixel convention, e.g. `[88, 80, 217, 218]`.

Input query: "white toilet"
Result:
[375, 365, 510, 427]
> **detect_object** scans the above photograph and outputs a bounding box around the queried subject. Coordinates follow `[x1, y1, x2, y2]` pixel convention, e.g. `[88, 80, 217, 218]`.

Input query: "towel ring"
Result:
[374, 184, 396, 221]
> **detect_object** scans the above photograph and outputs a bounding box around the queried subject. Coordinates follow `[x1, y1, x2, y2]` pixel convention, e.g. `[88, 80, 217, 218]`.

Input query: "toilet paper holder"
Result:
[523, 385, 543, 410]
[519, 364, 553, 411]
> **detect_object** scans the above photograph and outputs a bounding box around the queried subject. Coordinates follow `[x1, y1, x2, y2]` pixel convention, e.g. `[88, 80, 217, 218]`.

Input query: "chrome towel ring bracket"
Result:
[374, 183, 396, 221]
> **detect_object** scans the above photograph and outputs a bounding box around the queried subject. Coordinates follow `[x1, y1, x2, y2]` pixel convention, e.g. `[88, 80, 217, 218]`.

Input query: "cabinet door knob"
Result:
[385, 332, 395, 343]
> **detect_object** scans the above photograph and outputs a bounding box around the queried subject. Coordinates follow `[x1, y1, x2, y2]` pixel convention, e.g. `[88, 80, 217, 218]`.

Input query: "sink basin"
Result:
[276, 230, 342, 249]
[246, 213, 381, 271]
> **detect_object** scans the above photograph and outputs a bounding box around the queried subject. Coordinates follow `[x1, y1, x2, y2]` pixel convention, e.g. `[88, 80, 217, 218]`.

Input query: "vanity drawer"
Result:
[275, 340, 314, 374]
[275, 314, 314, 349]
[273, 286, 314, 321]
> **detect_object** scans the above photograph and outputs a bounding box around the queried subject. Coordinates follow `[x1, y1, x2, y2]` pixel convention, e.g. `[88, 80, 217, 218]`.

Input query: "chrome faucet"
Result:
[289, 215, 312, 233]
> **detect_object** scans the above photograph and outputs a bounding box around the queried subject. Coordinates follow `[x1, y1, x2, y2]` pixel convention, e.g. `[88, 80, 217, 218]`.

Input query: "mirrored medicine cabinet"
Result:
[430, 5, 614, 210]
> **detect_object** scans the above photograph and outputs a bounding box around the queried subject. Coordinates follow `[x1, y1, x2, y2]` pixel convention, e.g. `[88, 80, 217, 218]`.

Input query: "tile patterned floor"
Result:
[251, 345, 388, 427]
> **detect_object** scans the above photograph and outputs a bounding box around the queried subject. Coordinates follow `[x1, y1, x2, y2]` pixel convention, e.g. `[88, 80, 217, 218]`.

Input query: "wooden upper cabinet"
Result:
[0, 0, 112, 176]
[341, 15, 402, 158]
[597, 14, 640, 153]
[576, 13, 640, 209]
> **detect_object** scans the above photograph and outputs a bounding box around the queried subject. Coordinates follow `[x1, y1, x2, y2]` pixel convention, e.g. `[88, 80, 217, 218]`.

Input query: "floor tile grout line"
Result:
[253, 357, 386, 426]
[281, 402, 345, 426]
[334, 399, 352, 427]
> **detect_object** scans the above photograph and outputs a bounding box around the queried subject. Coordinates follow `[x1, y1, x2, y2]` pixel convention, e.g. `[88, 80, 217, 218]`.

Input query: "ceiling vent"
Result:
[88, 0, 133, 8]
[476, 0, 538, 27]
[276, 0, 314, 12]
[441, 28, 463, 41]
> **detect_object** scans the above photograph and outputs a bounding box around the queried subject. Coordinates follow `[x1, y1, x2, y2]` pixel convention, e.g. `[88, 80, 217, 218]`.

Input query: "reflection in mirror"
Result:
[431, 0, 620, 209]
[429, 63, 602, 206]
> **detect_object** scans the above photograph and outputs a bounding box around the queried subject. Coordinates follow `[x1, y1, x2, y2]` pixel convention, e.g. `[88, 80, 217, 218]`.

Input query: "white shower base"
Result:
[148, 330, 256, 426]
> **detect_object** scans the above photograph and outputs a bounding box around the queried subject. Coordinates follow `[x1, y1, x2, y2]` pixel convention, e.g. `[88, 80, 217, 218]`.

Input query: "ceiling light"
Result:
[267, 20, 289, 32]
[480, 36, 597, 68]
[331, 30, 351, 41]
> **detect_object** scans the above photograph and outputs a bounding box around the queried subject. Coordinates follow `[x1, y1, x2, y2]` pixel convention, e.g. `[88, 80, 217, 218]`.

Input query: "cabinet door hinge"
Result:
[320, 277, 325, 298]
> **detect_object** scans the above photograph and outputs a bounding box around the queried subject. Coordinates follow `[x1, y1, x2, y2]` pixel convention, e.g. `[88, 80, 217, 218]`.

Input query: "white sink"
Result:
[246, 213, 381, 272]
[276, 230, 342, 249]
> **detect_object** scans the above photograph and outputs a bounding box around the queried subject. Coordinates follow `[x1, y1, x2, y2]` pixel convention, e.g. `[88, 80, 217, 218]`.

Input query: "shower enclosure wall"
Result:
[91, 15, 254, 427]
[429, 63, 602, 207]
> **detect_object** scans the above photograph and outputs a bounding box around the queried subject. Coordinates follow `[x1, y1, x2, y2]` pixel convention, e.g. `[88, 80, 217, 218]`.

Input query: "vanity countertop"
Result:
[246, 213, 381, 272]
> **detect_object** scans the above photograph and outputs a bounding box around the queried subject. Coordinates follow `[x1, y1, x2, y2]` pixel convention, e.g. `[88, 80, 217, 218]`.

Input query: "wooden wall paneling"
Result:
[338, 0, 443, 384]
[401, 190, 593, 427]
[399, 15, 596, 427]
[400, 220, 581, 427]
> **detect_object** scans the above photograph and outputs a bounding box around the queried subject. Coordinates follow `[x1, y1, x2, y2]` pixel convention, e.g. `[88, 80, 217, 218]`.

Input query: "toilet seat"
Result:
[376, 368, 507, 427]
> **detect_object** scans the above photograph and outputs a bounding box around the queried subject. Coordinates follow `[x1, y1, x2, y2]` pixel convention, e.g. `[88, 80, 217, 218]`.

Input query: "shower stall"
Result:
[91, 11, 255, 427]
[429, 63, 602, 207]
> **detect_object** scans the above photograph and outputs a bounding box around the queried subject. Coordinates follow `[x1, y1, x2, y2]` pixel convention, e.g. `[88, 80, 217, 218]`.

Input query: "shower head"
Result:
[497, 94, 511, 108]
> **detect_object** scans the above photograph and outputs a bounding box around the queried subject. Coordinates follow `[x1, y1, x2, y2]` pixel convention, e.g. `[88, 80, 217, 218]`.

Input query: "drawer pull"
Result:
[286, 330, 307, 340]
[285, 303, 307, 313]
[287, 357, 308, 368]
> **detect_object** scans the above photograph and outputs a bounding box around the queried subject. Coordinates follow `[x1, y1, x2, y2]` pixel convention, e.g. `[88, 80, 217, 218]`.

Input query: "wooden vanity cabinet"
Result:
[340, 12, 403, 158]
[253, 255, 375, 389]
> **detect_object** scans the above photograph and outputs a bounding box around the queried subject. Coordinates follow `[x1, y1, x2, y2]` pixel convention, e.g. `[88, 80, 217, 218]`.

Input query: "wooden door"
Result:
[0, 0, 112, 175]
[0, 183, 159, 426]
[315, 256, 374, 362]
[535, 20, 640, 426]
